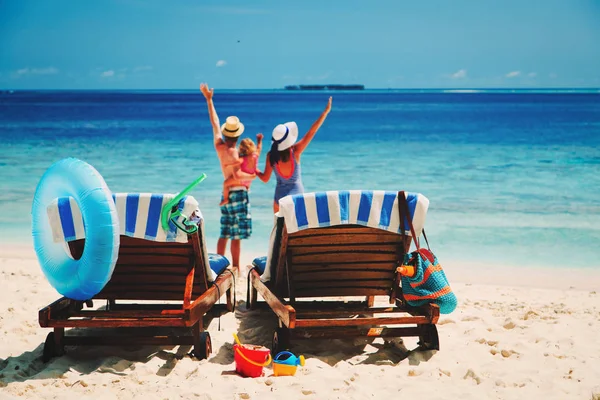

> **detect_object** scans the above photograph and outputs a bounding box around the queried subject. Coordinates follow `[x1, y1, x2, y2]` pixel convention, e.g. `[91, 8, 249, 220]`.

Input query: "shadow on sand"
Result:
[0, 310, 225, 386]
[230, 299, 438, 368]
[0, 298, 437, 386]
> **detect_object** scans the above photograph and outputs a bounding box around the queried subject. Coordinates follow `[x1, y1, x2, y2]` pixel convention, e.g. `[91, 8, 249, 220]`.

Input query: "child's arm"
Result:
[223, 160, 243, 169]
[256, 133, 263, 156]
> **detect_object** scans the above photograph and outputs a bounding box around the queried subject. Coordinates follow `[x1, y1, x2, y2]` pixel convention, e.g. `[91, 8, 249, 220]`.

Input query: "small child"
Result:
[220, 134, 263, 206]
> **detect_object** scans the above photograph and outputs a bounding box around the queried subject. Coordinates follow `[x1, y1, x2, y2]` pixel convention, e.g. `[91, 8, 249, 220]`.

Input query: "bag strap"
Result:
[422, 228, 431, 251]
[397, 191, 420, 250]
[398, 191, 407, 249]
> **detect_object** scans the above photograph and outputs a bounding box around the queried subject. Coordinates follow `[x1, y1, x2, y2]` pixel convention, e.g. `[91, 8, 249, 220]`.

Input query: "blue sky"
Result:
[1, 0, 599, 89]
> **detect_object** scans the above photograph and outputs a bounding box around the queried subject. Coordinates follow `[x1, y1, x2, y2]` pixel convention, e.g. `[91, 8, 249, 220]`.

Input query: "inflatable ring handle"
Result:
[235, 347, 272, 367]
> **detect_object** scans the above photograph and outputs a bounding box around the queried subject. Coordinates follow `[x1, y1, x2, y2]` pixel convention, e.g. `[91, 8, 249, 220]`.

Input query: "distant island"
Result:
[284, 84, 365, 91]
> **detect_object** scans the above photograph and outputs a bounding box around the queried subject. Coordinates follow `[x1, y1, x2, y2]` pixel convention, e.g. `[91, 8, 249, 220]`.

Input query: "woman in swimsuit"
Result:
[257, 97, 332, 213]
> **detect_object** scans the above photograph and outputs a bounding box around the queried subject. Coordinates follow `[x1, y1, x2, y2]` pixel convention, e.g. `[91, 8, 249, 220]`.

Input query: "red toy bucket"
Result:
[234, 343, 272, 378]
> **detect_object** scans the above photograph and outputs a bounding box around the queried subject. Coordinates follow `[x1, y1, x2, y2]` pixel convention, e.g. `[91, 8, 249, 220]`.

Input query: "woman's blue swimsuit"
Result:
[273, 151, 304, 203]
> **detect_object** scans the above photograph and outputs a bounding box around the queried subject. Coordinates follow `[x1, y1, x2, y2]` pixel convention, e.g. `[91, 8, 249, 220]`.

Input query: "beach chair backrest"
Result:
[283, 224, 410, 299]
[68, 231, 209, 302]
[268, 190, 429, 300]
[51, 193, 215, 302]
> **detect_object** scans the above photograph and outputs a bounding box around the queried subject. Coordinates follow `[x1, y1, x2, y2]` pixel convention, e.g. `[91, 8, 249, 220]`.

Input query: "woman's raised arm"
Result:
[294, 96, 332, 155]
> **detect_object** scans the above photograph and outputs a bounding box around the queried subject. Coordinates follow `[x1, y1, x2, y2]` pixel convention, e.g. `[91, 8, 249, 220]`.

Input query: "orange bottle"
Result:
[396, 265, 416, 278]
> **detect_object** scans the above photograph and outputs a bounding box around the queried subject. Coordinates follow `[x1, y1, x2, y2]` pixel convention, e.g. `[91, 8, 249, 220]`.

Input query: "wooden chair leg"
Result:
[366, 296, 375, 307]
[54, 327, 65, 356]
[249, 285, 258, 309]
[417, 324, 440, 351]
[226, 288, 234, 312]
[192, 321, 201, 354]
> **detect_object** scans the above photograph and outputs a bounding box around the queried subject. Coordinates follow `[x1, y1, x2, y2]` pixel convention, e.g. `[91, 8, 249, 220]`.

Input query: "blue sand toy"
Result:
[272, 351, 305, 376]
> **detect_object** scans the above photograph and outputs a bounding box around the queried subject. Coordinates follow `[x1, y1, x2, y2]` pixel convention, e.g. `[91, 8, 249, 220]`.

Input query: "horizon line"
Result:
[2, 87, 600, 92]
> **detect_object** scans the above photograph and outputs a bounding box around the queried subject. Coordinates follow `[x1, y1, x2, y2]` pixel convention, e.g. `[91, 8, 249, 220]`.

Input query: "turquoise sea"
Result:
[1, 90, 599, 269]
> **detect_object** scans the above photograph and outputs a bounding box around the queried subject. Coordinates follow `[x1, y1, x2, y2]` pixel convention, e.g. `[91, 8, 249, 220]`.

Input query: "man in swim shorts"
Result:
[200, 83, 255, 268]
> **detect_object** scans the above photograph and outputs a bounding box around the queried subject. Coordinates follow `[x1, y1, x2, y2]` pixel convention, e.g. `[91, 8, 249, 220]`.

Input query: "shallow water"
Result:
[1, 90, 599, 268]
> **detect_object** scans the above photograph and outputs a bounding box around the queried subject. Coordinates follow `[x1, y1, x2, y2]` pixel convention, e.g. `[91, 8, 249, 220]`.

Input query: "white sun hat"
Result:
[271, 122, 298, 151]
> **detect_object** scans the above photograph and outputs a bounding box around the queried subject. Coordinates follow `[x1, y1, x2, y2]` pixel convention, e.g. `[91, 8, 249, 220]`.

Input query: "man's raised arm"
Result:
[200, 83, 223, 147]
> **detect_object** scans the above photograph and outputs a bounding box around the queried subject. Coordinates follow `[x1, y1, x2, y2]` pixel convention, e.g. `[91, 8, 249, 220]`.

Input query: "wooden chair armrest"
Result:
[185, 271, 233, 325]
[249, 269, 296, 328]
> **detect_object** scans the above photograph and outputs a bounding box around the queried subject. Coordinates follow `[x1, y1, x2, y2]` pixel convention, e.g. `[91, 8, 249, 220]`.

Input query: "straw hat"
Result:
[271, 122, 298, 151]
[221, 116, 244, 138]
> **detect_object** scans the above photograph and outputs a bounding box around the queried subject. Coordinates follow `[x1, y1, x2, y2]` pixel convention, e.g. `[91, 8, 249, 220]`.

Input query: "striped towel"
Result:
[47, 193, 201, 244]
[278, 190, 429, 237]
[259, 190, 429, 283]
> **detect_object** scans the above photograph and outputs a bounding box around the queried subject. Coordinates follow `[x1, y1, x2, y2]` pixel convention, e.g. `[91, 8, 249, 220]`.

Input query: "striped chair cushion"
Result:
[258, 190, 429, 283]
[278, 190, 429, 237]
[47, 193, 201, 244]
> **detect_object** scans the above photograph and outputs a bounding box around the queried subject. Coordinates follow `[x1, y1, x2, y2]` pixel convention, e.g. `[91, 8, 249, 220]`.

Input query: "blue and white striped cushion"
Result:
[46, 193, 201, 244]
[278, 190, 429, 237]
[258, 190, 429, 283]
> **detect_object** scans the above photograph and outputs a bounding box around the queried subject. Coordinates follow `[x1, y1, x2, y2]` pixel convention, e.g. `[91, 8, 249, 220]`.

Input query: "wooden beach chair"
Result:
[248, 190, 440, 353]
[39, 194, 234, 361]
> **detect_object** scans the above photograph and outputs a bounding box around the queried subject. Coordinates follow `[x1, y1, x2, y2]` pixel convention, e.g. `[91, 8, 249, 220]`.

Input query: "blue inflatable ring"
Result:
[31, 158, 120, 300]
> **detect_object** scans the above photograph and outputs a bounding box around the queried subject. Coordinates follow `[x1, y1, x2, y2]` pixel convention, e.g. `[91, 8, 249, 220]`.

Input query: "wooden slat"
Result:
[105, 274, 189, 285]
[290, 263, 396, 273]
[271, 300, 375, 310]
[46, 317, 188, 328]
[289, 234, 401, 246]
[71, 309, 186, 318]
[290, 326, 424, 339]
[97, 292, 182, 301]
[99, 283, 209, 298]
[295, 306, 405, 318]
[100, 282, 190, 291]
[115, 254, 191, 265]
[289, 245, 398, 255]
[293, 271, 394, 282]
[294, 279, 393, 290]
[289, 226, 401, 238]
[117, 246, 193, 256]
[291, 252, 398, 264]
[109, 303, 184, 311]
[63, 335, 196, 346]
[293, 288, 390, 298]
[295, 315, 432, 328]
[110, 264, 191, 273]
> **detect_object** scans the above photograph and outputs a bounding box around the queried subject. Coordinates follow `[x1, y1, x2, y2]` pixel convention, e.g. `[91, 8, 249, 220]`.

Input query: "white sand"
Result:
[1, 244, 600, 400]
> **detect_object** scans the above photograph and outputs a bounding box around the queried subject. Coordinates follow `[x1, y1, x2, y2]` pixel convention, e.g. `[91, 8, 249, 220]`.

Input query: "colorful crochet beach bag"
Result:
[397, 191, 457, 314]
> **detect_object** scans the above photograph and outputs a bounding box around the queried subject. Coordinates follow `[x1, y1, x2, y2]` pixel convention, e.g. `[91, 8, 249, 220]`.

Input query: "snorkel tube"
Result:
[160, 173, 207, 234]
